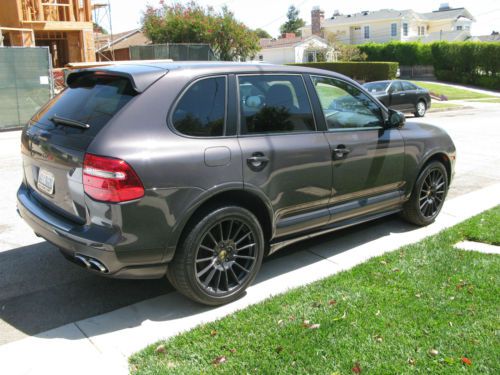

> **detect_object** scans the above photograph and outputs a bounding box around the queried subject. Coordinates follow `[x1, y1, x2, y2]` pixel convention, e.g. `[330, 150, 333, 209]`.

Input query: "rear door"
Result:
[309, 75, 405, 223]
[236, 74, 332, 238]
[21, 73, 139, 222]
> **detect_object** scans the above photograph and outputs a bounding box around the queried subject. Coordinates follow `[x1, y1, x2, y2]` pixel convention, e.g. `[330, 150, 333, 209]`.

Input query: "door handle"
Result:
[247, 153, 269, 171]
[333, 146, 351, 159]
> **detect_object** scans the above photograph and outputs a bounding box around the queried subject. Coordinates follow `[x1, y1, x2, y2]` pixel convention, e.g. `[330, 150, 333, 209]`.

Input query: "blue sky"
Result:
[100, 0, 500, 36]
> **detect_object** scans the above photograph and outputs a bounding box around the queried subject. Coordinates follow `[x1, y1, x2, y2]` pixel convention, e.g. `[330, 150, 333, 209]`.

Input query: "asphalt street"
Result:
[1, 102, 499, 346]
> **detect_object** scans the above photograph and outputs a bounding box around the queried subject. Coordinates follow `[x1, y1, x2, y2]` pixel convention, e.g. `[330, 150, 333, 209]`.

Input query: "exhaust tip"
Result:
[74, 254, 108, 273]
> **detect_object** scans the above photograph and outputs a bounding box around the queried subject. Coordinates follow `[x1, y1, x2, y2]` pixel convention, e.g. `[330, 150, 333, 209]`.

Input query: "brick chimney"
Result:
[311, 6, 324, 36]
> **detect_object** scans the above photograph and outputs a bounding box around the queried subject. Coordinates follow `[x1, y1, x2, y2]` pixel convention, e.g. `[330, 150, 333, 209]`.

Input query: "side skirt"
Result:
[268, 208, 402, 256]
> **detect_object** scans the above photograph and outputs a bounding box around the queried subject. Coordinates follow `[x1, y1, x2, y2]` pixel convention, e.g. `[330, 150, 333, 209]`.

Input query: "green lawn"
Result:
[411, 81, 496, 100]
[130, 206, 500, 374]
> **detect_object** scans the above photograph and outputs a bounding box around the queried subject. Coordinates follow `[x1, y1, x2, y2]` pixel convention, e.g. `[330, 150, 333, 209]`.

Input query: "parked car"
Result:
[17, 63, 455, 305]
[363, 80, 431, 117]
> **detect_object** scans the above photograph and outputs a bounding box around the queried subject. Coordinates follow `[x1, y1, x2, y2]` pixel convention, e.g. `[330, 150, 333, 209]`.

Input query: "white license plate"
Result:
[37, 169, 55, 195]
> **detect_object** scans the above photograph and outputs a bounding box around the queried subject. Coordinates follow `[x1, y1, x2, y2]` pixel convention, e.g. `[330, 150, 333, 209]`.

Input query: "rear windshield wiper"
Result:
[50, 115, 90, 129]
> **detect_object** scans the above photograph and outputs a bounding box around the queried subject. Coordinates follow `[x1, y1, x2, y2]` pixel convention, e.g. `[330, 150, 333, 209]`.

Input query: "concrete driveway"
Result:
[0, 101, 499, 373]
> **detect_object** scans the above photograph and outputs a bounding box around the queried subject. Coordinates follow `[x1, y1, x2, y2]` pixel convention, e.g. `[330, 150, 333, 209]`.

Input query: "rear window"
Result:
[363, 81, 389, 93]
[31, 74, 136, 135]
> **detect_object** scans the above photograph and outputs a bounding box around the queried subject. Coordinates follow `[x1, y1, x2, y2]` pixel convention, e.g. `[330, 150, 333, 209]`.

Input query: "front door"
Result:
[309, 75, 406, 223]
[237, 74, 332, 238]
[388, 81, 408, 110]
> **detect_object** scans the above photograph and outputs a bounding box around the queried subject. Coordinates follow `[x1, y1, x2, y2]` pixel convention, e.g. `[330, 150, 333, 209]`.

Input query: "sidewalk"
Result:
[1, 182, 499, 375]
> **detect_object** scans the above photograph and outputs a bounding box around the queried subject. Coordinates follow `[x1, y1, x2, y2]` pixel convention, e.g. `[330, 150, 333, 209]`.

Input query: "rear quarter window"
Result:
[31, 74, 137, 136]
[172, 76, 226, 137]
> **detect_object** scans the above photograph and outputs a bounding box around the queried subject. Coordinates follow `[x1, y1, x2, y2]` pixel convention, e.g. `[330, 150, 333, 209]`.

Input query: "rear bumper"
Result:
[17, 183, 168, 279]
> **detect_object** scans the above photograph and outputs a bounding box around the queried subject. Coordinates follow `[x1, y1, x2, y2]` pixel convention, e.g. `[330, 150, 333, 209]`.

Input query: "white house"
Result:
[258, 33, 330, 64]
[300, 4, 475, 44]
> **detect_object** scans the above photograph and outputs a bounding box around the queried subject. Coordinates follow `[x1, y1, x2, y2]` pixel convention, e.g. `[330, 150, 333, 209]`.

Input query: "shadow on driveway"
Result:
[0, 214, 417, 344]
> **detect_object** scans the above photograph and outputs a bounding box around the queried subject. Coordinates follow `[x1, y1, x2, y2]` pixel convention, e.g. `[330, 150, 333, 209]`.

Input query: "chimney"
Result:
[311, 6, 324, 36]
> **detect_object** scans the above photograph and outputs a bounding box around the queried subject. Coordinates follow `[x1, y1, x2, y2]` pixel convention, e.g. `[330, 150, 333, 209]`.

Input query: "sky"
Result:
[98, 0, 500, 37]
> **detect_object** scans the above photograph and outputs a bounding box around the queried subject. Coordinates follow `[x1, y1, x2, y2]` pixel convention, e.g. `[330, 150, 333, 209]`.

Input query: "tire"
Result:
[401, 161, 448, 226]
[414, 100, 427, 117]
[167, 206, 265, 306]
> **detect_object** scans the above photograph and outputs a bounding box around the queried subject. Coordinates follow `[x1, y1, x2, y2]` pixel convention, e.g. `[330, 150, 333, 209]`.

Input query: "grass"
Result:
[130, 206, 500, 374]
[429, 102, 464, 111]
[411, 81, 496, 100]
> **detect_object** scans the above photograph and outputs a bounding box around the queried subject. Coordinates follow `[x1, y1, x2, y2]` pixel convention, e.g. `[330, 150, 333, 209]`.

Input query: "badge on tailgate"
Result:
[37, 169, 55, 195]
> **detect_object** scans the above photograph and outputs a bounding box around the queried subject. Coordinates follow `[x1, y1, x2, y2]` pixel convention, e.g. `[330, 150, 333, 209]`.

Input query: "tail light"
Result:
[83, 153, 144, 203]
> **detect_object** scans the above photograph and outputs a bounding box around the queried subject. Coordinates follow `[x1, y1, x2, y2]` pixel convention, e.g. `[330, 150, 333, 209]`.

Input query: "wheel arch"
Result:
[165, 188, 274, 262]
[421, 152, 452, 183]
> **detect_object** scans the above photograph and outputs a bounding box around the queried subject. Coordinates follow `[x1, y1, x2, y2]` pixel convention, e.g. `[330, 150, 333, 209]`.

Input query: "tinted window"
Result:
[32, 74, 136, 136]
[238, 75, 315, 134]
[172, 77, 226, 137]
[401, 81, 418, 91]
[312, 76, 382, 130]
[389, 81, 403, 93]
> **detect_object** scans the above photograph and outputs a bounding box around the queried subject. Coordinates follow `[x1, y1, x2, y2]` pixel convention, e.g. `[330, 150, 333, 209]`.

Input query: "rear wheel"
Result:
[414, 100, 427, 117]
[167, 206, 264, 305]
[401, 161, 448, 226]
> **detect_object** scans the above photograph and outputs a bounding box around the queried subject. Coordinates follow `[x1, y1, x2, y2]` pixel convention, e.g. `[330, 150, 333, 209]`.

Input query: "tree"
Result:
[93, 22, 108, 34]
[279, 5, 305, 36]
[325, 32, 366, 61]
[142, 1, 259, 61]
[254, 28, 272, 39]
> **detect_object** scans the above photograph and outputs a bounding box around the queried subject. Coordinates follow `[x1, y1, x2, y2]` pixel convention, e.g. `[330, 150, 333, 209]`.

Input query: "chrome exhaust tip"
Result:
[88, 258, 107, 273]
[75, 254, 91, 268]
[74, 254, 108, 273]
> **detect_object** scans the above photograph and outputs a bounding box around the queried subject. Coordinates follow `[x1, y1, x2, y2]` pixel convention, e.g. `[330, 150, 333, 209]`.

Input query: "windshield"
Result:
[363, 81, 390, 93]
[32, 74, 136, 135]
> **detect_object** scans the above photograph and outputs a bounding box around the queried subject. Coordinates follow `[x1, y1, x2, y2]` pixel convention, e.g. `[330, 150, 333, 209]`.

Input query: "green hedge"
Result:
[358, 41, 500, 90]
[289, 62, 399, 82]
[359, 42, 433, 66]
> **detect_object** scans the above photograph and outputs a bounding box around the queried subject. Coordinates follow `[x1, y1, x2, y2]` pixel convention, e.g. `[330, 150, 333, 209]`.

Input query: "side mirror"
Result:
[387, 109, 405, 128]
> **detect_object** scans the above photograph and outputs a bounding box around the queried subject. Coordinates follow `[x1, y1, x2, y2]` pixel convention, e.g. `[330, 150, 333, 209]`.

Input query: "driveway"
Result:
[0, 101, 499, 373]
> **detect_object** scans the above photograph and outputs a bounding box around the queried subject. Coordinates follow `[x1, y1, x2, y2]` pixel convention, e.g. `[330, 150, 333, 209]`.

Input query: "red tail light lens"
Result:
[83, 153, 144, 203]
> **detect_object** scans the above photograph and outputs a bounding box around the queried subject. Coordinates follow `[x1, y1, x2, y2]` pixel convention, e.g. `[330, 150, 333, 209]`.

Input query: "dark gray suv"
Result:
[17, 62, 456, 305]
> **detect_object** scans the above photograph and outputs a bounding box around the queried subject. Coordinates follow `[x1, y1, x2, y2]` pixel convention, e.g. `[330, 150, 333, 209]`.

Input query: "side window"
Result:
[311, 76, 383, 130]
[238, 75, 315, 134]
[389, 81, 403, 93]
[172, 77, 226, 137]
[401, 81, 417, 91]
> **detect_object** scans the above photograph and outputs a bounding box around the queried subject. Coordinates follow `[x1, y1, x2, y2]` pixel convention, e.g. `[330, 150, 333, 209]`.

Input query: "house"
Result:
[300, 4, 475, 44]
[258, 33, 330, 64]
[0, 0, 95, 67]
[474, 33, 500, 42]
[95, 29, 150, 61]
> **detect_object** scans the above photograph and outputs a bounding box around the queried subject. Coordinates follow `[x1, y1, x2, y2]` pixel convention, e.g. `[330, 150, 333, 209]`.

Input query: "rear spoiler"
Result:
[66, 65, 168, 93]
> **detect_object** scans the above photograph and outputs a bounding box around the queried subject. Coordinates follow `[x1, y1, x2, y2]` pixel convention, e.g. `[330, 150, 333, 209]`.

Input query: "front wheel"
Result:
[167, 206, 265, 305]
[401, 161, 448, 226]
[414, 100, 427, 117]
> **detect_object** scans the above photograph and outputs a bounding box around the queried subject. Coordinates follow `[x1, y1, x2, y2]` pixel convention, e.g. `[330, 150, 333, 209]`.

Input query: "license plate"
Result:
[37, 169, 55, 195]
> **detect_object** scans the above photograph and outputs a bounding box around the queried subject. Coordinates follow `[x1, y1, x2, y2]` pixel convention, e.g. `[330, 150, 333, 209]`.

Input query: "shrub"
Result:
[289, 62, 399, 82]
[359, 41, 500, 91]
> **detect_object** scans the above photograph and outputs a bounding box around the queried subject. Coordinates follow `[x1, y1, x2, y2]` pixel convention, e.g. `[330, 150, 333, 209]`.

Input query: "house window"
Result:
[456, 25, 463, 31]
[403, 23, 409, 36]
[391, 23, 397, 37]
[418, 26, 425, 36]
[364, 26, 370, 39]
[258, 55, 263, 61]
[307, 51, 316, 62]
